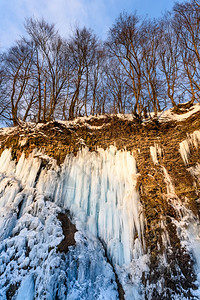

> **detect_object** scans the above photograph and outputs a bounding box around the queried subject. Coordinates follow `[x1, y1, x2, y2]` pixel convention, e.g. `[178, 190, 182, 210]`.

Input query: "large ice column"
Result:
[0, 147, 144, 299]
[0, 146, 145, 267]
[15, 151, 41, 187]
[16, 275, 35, 300]
[49, 146, 145, 266]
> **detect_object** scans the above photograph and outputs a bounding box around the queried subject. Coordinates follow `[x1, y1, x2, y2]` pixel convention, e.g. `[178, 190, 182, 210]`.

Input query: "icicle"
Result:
[162, 166, 175, 195]
[0, 146, 146, 299]
[188, 163, 200, 182]
[191, 130, 200, 149]
[179, 140, 190, 165]
[150, 144, 162, 165]
[49, 146, 145, 266]
[179, 130, 200, 165]
[0, 149, 16, 175]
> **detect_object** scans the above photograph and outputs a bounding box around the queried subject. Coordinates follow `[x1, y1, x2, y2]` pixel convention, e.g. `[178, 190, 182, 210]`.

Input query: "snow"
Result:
[0, 146, 147, 299]
[0, 186, 118, 299]
[1, 104, 199, 141]
[157, 103, 200, 122]
[65, 103, 200, 125]
[0, 101, 199, 299]
[0, 126, 16, 135]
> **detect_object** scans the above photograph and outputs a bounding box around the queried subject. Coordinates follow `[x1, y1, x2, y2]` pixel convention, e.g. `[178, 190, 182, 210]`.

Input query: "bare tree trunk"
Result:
[23, 91, 36, 122]
[37, 69, 42, 122]
[84, 68, 89, 116]
[69, 75, 81, 120]
[43, 79, 47, 122]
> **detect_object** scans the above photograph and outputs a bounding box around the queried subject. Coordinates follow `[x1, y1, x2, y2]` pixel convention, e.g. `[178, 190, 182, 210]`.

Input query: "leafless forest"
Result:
[0, 0, 199, 126]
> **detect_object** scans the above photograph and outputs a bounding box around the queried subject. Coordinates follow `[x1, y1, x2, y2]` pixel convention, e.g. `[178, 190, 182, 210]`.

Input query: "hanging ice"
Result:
[150, 144, 162, 165]
[0, 146, 145, 270]
[0, 145, 148, 300]
[36, 146, 145, 266]
[179, 130, 200, 165]
[0, 156, 119, 300]
[162, 165, 200, 298]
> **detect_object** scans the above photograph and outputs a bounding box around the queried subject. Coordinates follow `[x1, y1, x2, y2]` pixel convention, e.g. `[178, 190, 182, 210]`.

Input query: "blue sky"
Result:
[0, 0, 176, 50]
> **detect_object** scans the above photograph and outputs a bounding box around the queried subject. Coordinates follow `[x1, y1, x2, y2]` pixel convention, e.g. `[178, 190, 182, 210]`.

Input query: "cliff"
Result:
[0, 104, 200, 300]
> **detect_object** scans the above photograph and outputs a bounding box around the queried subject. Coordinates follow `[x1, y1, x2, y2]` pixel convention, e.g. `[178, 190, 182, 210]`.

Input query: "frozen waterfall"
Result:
[51, 146, 145, 266]
[0, 146, 145, 267]
[0, 146, 146, 299]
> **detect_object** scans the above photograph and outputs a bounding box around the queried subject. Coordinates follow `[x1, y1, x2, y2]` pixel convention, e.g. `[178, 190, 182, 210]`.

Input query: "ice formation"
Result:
[0, 147, 146, 300]
[0, 121, 199, 299]
[0, 193, 118, 300]
[179, 130, 200, 165]
[34, 146, 145, 266]
[162, 164, 200, 299]
[150, 144, 162, 165]
[145, 142, 200, 298]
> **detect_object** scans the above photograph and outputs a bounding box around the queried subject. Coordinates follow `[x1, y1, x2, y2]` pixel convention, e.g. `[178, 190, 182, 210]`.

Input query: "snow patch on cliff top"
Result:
[0, 103, 199, 136]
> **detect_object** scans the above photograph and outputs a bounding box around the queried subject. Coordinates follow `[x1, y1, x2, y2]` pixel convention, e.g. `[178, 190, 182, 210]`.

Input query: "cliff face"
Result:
[0, 104, 200, 300]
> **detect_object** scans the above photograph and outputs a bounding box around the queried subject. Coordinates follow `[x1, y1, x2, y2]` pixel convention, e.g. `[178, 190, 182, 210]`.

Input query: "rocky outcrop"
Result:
[0, 105, 200, 299]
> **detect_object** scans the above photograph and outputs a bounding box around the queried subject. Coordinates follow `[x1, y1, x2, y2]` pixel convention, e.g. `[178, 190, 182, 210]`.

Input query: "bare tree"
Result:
[2, 2, 200, 127]
[89, 47, 105, 115]
[107, 12, 144, 116]
[173, 0, 200, 64]
[3, 40, 34, 125]
[158, 14, 180, 108]
[25, 18, 70, 121]
[173, 0, 200, 104]
[0, 55, 11, 125]
[141, 19, 162, 116]
[104, 57, 130, 113]
[67, 26, 98, 120]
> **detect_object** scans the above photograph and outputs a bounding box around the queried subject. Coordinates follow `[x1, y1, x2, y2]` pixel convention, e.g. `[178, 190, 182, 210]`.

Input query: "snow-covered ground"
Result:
[0, 103, 199, 136]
